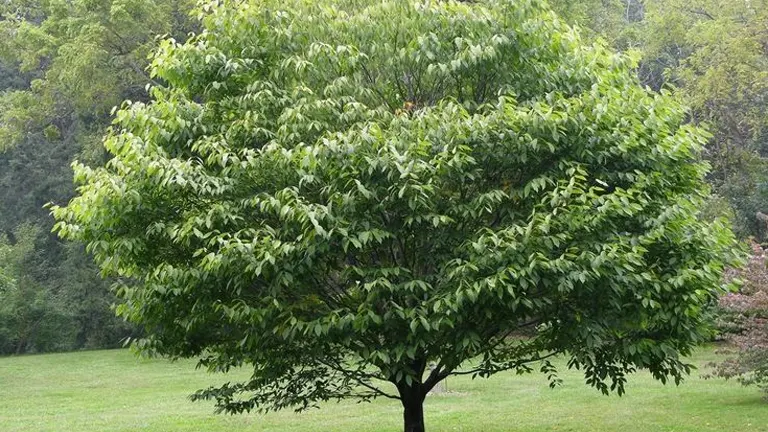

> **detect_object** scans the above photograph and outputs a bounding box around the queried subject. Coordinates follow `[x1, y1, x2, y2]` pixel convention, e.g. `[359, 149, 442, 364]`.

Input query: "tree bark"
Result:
[396, 359, 428, 432]
[402, 393, 425, 432]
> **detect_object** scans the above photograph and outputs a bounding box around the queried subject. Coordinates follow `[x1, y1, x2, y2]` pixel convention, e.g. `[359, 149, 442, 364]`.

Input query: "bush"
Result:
[710, 241, 768, 395]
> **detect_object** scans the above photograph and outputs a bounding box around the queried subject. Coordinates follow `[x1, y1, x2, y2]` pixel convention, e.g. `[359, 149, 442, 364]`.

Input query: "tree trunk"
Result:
[15, 337, 26, 355]
[396, 359, 429, 432]
[402, 392, 425, 432]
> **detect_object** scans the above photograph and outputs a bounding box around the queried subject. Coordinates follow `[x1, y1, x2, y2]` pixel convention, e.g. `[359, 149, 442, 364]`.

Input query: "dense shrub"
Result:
[710, 242, 768, 394]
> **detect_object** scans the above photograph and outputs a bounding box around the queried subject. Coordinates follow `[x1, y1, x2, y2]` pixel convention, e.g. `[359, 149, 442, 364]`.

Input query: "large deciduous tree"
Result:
[53, 1, 738, 431]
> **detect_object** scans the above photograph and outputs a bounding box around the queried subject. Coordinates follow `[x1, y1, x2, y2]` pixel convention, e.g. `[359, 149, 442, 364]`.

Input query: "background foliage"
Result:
[0, 0, 196, 354]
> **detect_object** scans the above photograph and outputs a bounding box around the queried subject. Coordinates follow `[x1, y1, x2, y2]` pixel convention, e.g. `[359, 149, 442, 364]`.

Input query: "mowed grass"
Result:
[0, 346, 766, 432]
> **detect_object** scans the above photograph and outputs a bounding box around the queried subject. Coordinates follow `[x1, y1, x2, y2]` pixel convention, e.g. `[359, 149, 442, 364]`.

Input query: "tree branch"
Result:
[679, 7, 716, 20]
[447, 351, 560, 378]
[318, 358, 401, 401]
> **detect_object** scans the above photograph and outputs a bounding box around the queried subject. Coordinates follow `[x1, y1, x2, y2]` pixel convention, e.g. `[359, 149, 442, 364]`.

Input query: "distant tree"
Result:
[53, 1, 738, 431]
[0, 0, 199, 152]
[0, 224, 135, 354]
[548, 0, 640, 47]
[0, 225, 76, 354]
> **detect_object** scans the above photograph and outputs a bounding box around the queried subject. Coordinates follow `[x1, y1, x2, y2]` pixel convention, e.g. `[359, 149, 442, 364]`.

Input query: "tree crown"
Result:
[53, 0, 738, 416]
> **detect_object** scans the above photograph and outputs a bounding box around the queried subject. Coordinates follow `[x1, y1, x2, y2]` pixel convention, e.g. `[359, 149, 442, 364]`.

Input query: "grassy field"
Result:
[0, 346, 766, 432]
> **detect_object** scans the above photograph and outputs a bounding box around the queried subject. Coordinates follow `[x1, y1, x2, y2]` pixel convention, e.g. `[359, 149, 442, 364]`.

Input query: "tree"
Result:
[548, 0, 641, 48]
[0, 225, 77, 354]
[0, 0, 199, 152]
[52, 1, 738, 431]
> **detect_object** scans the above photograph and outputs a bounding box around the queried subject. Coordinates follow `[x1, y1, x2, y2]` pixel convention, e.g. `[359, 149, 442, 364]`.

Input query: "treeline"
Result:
[0, 0, 197, 354]
[0, 0, 765, 355]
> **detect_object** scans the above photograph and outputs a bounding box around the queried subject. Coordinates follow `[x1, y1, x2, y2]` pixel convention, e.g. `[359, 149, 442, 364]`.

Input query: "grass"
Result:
[0, 346, 766, 432]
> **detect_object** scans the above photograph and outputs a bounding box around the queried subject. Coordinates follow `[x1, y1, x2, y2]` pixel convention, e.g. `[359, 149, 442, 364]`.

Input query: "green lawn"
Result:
[0, 346, 766, 432]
